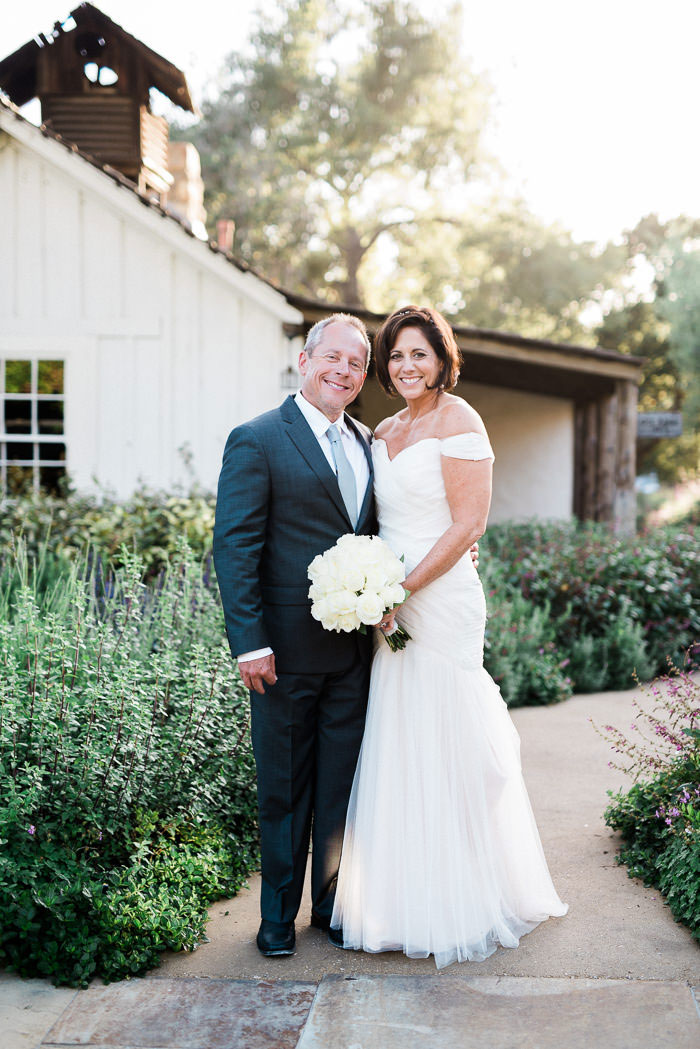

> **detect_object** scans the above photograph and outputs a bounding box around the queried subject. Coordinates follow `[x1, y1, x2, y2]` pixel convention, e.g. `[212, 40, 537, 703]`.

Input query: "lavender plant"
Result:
[0, 538, 257, 985]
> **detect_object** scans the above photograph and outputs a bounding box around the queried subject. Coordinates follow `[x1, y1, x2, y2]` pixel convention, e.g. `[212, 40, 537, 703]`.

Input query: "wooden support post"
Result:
[597, 391, 618, 524]
[573, 403, 586, 519]
[582, 401, 598, 521]
[613, 379, 638, 534]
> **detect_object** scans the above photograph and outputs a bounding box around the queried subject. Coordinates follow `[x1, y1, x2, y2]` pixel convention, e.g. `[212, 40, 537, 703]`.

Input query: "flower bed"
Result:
[480, 520, 699, 694]
[0, 540, 257, 986]
[600, 660, 700, 941]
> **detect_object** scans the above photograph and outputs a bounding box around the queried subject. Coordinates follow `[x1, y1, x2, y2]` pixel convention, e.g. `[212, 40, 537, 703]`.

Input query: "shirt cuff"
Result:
[238, 646, 274, 663]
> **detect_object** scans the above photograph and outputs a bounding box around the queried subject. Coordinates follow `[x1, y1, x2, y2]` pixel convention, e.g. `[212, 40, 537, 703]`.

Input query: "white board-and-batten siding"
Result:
[0, 109, 303, 497]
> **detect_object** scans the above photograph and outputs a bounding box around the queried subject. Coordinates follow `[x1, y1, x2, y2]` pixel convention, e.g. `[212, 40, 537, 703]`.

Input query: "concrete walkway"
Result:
[5, 687, 700, 1048]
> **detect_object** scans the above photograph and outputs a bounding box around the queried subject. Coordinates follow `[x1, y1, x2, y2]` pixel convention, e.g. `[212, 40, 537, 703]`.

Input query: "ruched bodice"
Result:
[331, 428, 566, 968]
[372, 434, 493, 670]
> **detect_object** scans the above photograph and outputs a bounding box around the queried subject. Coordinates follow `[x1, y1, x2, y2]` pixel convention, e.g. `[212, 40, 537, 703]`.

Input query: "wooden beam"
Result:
[573, 403, 586, 519]
[597, 392, 618, 524]
[613, 379, 638, 534]
[582, 401, 598, 521]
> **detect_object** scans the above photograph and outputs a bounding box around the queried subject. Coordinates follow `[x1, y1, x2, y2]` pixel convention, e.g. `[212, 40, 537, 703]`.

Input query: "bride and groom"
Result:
[213, 306, 566, 967]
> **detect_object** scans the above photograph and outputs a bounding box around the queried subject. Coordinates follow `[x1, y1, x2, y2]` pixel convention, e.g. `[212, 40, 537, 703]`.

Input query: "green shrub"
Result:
[481, 519, 699, 687]
[484, 589, 572, 707]
[568, 634, 609, 693]
[601, 661, 700, 941]
[0, 487, 216, 580]
[602, 608, 656, 690]
[0, 539, 257, 985]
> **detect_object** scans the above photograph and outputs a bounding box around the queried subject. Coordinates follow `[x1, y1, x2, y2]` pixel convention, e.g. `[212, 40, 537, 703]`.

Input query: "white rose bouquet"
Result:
[307, 534, 411, 652]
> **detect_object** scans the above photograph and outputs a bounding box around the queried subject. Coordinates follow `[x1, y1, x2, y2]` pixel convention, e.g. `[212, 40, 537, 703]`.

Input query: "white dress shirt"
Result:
[238, 392, 371, 664]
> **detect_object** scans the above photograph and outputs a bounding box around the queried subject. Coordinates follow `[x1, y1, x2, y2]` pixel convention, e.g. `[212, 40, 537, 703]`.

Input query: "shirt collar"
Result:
[295, 391, 353, 439]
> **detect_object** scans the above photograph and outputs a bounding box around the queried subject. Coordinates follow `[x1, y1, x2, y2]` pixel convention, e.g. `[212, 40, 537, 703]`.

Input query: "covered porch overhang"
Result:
[283, 294, 643, 532]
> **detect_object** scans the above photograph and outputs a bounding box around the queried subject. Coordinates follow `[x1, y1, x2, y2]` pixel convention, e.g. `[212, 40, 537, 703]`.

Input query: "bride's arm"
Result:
[402, 455, 492, 599]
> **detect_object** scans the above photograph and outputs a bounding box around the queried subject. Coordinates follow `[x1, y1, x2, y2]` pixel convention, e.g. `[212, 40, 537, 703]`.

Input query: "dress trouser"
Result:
[250, 657, 371, 925]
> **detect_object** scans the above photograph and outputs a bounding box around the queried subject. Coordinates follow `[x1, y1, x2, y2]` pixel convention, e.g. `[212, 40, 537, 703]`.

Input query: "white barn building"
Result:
[0, 4, 642, 529]
[0, 103, 301, 498]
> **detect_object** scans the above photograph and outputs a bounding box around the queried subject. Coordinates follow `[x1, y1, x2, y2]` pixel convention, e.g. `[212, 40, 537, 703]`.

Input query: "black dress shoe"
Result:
[256, 919, 296, 956]
[310, 912, 331, 931]
[328, 925, 351, 949]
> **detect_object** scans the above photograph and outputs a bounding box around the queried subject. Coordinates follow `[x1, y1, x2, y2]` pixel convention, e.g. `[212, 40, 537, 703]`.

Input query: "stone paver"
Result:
[41, 978, 316, 1049]
[296, 974, 700, 1049]
[0, 972, 78, 1049]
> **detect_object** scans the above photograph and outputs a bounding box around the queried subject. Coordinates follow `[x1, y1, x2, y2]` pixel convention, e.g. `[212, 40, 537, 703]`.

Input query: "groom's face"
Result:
[298, 322, 368, 421]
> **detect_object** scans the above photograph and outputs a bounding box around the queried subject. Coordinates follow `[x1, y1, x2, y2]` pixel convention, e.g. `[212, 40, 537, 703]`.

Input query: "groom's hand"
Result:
[469, 541, 479, 568]
[239, 653, 277, 694]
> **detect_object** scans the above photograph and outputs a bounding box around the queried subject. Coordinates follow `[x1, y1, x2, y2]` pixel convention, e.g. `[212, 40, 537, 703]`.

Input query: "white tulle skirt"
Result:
[331, 560, 567, 969]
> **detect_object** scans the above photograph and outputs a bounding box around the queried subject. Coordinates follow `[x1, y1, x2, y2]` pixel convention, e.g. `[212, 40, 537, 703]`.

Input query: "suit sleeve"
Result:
[213, 424, 272, 660]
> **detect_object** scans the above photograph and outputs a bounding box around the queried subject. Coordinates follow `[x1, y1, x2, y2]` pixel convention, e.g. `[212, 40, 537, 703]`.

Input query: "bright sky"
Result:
[3, 0, 699, 244]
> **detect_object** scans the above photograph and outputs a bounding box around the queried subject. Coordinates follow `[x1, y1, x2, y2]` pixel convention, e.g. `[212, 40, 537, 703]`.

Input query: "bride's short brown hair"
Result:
[374, 306, 462, 397]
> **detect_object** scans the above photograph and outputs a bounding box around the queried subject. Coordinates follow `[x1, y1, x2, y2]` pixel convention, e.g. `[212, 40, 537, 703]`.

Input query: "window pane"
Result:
[4, 361, 31, 394]
[39, 442, 65, 462]
[38, 400, 64, 435]
[6, 465, 34, 494]
[38, 361, 64, 395]
[4, 400, 32, 433]
[39, 466, 66, 494]
[6, 441, 34, 462]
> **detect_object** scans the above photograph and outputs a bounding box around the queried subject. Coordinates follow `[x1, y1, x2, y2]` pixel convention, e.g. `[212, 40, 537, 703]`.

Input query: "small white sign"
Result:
[637, 412, 683, 438]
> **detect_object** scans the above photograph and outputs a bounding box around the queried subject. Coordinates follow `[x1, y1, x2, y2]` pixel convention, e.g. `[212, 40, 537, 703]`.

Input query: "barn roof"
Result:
[0, 3, 195, 112]
[0, 93, 301, 323]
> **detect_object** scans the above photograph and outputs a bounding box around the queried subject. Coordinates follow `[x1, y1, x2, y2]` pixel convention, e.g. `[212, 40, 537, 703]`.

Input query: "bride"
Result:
[330, 305, 567, 968]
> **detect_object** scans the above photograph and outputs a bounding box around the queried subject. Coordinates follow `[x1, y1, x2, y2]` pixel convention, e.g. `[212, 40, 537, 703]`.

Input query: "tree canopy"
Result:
[180, 0, 490, 305]
[596, 215, 700, 482]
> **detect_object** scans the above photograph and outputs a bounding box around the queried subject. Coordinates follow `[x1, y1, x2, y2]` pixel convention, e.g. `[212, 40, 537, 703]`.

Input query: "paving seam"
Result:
[292, 975, 325, 1048]
[691, 985, 700, 1021]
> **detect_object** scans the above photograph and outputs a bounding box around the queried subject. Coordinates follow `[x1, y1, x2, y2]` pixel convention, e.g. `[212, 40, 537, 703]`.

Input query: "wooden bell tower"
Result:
[0, 3, 195, 200]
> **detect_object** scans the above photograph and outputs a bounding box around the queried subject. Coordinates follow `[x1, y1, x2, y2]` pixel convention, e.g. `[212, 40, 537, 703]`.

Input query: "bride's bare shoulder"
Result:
[436, 395, 487, 438]
[374, 411, 405, 441]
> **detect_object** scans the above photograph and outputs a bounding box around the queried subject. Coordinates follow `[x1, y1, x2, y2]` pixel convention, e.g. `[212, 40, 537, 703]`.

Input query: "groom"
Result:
[213, 313, 376, 956]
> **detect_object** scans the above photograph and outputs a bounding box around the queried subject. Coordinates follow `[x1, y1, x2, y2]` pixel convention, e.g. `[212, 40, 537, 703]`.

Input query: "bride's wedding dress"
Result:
[331, 432, 567, 969]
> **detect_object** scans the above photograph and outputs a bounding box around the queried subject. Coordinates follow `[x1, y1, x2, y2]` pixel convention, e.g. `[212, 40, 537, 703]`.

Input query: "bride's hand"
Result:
[469, 541, 479, 568]
[375, 610, 398, 633]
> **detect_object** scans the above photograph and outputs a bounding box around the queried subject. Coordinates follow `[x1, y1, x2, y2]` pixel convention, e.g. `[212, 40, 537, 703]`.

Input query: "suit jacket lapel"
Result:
[281, 396, 354, 529]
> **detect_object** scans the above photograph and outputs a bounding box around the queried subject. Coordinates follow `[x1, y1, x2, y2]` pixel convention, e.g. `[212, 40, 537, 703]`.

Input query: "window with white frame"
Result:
[1, 360, 66, 494]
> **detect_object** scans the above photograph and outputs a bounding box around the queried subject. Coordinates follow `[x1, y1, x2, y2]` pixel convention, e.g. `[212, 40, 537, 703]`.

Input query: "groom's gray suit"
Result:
[213, 394, 376, 925]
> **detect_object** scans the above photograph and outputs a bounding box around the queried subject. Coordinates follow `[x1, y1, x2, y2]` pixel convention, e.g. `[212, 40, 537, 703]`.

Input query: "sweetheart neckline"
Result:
[373, 436, 440, 464]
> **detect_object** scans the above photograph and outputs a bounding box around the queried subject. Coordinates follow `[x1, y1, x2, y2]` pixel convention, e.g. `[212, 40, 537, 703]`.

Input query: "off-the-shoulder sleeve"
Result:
[439, 432, 495, 462]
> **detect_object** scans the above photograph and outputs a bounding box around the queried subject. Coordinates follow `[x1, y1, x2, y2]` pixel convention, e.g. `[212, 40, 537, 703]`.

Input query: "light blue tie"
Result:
[327, 424, 358, 528]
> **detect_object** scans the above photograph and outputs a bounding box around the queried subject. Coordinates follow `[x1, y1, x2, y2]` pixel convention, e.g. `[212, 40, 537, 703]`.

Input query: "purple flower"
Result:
[27, 825, 36, 836]
[98, 831, 103, 842]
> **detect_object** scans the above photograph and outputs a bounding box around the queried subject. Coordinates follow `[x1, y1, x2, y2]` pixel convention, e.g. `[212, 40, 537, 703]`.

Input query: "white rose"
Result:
[378, 545, 405, 583]
[311, 565, 337, 596]
[310, 597, 331, 623]
[364, 565, 386, 591]
[326, 589, 360, 617]
[380, 582, 406, 608]
[337, 563, 367, 593]
[309, 581, 337, 603]
[336, 533, 361, 552]
[335, 610, 362, 632]
[307, 552, 329, 581]
[356, 591, 385, 626]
